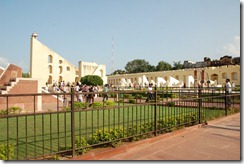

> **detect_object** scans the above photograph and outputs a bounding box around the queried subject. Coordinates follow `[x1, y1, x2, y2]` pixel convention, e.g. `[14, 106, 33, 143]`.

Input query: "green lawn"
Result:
[0, 104, 234, 160]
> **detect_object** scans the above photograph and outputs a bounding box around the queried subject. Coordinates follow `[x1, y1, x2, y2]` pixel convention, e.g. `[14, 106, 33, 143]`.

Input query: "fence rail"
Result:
[0, 87, 240, 160]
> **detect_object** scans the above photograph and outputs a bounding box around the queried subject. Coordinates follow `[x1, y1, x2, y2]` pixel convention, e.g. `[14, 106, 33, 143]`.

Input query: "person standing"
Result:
[102, 84, 109, 102]
[87, 86, 95, 104]
[225, 78, 232, 107]
[75, 83, 80, 101]
[145, 83, 154, 102]
[78, 89, 83, 102]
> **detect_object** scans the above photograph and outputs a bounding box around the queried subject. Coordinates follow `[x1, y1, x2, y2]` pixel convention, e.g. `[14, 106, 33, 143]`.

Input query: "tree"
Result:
[172, 61, 184, 70]
[125, 59, 154, 73]
[156, 61, 172, 71]
[110, 69, 126, 75]
[148, 65, 156, 72]
[22, 72, 30, 78]
[80, 75, 103, 86]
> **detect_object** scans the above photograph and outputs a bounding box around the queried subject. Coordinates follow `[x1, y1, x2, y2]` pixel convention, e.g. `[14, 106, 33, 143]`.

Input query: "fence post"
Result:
[198, 87, 202, 124]
[70, 87, 76, 157]
[154, 85, 158, 136]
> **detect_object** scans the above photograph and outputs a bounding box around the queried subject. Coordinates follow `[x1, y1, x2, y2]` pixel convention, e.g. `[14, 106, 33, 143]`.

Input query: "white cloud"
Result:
[0, 57, 9, 68]
[223, 35, 240, 57]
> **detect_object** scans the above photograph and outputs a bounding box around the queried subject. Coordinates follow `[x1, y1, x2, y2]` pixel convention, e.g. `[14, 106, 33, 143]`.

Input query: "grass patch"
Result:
[0, 103, 239, 160]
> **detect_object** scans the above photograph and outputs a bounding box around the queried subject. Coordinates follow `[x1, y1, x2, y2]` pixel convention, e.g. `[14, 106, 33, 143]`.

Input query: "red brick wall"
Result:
[0, 64, 22, 86]
[0, 79, 38, 111]
[0, 79, 64, 112]
[0, 68, 4, 77]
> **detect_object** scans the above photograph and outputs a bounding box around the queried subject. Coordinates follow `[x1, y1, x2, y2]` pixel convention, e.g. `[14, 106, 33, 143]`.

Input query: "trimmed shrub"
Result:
[7, 106, 22, 114]
[171, 94, 178, 98]
[75, 137, 89, 155]
[0, 110, 7, 116]
[0, 143, 15, 160]
[89, 128, 124, 147]
[134, 94, 143, 99]
[104, 100, 115, 107]
[74, 102, 88, 110]
[167, 102, 175, 107]
[128, 99, 136, 104]
[92, 102, 103, 108]
[123, 94, 131, 99]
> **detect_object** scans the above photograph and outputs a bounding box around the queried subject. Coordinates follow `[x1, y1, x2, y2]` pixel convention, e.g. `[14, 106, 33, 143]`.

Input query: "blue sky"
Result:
[0, 0, 241, 74]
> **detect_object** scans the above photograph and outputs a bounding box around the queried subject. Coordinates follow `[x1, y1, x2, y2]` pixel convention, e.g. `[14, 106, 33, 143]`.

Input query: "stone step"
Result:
[4, 82, 11, 86]
[10, 78, 16, 82]
[0, 86, 7, 90]
[0, 90, 7, 94]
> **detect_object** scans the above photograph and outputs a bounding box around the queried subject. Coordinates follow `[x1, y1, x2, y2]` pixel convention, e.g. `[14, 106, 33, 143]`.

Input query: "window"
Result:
[48, 76, 52, 84]
[222, 72, 227, 79]
[59, 66, 63, 74]
[210, 74, 218, 81]
[59, 60, 63, 64]
[66, 66, 70, 71]
[48, 55, 53, 63]
[100, 69, 104, 77]
[59, 76, 63, 82]
[48, 65, 53, 74]
[231, 72, 238, 80]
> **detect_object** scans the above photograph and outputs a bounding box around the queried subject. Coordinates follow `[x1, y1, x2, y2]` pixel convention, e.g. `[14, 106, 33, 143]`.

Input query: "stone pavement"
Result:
[69, 112, 241, 161]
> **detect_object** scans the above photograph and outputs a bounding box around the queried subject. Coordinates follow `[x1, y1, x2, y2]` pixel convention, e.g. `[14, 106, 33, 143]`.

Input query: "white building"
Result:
[30, 33, 107, 87]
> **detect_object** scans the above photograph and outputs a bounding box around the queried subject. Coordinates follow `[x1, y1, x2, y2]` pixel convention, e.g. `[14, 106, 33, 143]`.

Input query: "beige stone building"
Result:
[30, 33, 107, 87]
[107, 65, 240, 88]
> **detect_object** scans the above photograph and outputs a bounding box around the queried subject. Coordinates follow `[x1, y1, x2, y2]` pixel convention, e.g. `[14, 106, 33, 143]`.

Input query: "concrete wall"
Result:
[78, 61, 107, 84]
[107, 65, 240, 87]
[30, 33, 107, 87]
[30, 35, 78, 87]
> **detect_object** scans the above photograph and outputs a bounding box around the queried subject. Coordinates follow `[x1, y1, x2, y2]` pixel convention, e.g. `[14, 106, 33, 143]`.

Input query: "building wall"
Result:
[78, 61, 107, 84]
[107, 65, 240, 87]
[0, 78, 42, 112]
[30, 35, 78, 87]
[30, 33, 107, 87]
[0, 67, 4, 77]
[0, 63, 22, 86]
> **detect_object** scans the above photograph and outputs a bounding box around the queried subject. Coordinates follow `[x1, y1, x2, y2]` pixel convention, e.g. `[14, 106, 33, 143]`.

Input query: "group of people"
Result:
[74, 82, 100, 103]
[46, 79, 235, 107]
[45, 81, 110, 104]
[75, 83, 110, 104]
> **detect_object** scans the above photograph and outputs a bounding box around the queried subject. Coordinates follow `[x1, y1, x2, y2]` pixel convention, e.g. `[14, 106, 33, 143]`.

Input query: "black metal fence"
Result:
[0, 87, 240, 160]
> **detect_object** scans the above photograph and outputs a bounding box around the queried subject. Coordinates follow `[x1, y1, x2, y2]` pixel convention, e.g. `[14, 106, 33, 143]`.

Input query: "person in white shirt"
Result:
[75, 84, 80, 101]
[145, 83, 154, 102]
[225, 78, 232, 107]
[78, 90, 83, 102]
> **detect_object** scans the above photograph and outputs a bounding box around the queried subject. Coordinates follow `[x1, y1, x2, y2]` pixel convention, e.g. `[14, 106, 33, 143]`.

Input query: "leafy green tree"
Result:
[172, 61, 184, 70]
[22, 72, 30, 78]
[148, 65, 156, 72]
[80, 75, 103, 86]
[110, 69, 126, 75]
[125, 59, 154, 73]
[156, 61, 172, 71]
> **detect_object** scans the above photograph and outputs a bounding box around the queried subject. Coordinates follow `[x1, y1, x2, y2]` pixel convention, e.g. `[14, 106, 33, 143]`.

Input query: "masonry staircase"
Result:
[0, 78, 18, 94]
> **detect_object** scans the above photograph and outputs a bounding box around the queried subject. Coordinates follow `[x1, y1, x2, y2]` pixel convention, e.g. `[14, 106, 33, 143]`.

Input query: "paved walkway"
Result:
[69, 112, 241, 161]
